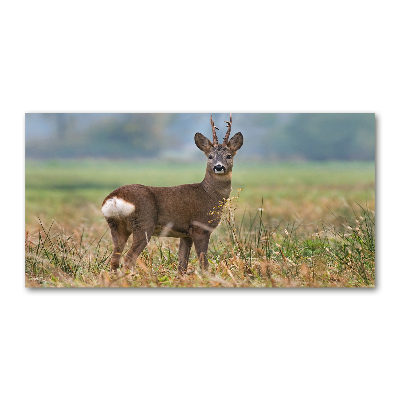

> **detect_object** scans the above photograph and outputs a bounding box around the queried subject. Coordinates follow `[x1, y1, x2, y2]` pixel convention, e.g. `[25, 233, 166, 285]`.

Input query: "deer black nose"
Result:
[213, 164, 226, 174]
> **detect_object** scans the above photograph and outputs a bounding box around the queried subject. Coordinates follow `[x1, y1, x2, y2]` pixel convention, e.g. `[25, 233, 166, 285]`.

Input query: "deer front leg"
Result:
[191, 229, 211, 271]
[178, 237, 193, 274]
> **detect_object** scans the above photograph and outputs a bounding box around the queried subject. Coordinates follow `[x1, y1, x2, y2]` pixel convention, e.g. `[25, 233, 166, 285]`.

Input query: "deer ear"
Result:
[194, 132, 213, 153]
[227, 132, 243, 153]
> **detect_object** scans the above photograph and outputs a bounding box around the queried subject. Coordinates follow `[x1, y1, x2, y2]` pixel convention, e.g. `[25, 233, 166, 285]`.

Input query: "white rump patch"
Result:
[102, 197, 135, 218]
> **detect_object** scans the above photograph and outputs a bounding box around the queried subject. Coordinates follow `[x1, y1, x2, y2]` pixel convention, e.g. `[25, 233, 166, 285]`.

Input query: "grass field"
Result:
[25, 160, 375, 287]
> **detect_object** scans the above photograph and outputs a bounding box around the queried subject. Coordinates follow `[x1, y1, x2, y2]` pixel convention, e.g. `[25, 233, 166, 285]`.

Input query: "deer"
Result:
[101, 113, 243, 274]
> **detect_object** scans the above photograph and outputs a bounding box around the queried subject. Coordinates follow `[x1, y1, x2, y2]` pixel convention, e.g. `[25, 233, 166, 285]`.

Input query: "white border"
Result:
[1, 1, 397, 399]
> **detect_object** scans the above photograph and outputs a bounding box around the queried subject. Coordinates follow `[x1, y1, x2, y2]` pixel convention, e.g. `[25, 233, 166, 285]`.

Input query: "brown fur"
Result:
[102, 115, 243, 273]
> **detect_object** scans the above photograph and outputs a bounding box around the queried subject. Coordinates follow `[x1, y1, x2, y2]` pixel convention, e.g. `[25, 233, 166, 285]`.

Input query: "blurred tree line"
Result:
[25, 113, 375, 161]
[264, 113, 375, 161]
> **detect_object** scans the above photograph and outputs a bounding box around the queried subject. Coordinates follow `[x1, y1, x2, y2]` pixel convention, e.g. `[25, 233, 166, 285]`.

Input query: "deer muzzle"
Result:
[213, 164, 226, 174]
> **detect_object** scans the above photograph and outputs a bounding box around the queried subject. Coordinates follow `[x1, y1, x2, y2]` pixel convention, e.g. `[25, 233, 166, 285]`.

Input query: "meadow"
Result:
[25, 160, 375, 287]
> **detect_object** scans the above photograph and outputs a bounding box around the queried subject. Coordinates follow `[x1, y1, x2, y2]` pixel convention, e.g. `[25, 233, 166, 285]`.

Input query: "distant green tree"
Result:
[85, 114, 166, 158]
[26, 114, 170, 159]
[267, 113, 375, 161]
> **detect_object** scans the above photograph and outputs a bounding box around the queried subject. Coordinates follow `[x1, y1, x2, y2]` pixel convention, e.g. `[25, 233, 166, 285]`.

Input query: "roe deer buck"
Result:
[102, 114, 243, 274]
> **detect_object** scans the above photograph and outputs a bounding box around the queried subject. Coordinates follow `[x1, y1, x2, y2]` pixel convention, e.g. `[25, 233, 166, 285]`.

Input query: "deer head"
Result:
[194, 113, 243, 177]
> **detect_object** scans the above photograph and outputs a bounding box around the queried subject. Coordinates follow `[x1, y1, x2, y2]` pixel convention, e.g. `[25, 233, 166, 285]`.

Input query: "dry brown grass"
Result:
[25, 201, 375, 288]
[25, 161, 375, 287]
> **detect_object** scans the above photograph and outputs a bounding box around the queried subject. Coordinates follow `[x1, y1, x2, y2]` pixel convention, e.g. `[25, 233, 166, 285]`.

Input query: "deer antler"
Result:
[210, 115, 219, 146]
[222, 113, 232, 146]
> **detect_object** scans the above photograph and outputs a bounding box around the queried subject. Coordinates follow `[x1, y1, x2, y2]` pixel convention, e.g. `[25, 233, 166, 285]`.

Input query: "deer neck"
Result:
[201, 169, 232, 203]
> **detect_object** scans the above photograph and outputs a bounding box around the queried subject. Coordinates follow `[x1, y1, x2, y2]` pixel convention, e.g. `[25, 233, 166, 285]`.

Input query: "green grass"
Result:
[25, 159, 375, 224]
[25, 159, 375, 287]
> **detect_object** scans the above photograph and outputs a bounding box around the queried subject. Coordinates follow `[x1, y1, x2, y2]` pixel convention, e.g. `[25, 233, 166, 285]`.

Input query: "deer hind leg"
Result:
[124, 227, 154, 270]
[178, 237, 193, 275]
[191, 229, 211, 271]
[107, 218, 131, 271]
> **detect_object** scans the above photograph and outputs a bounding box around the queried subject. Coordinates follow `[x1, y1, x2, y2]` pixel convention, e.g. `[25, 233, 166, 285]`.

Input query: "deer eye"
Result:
[208, 155, 213, 159]
[227, 154, 232, 159]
